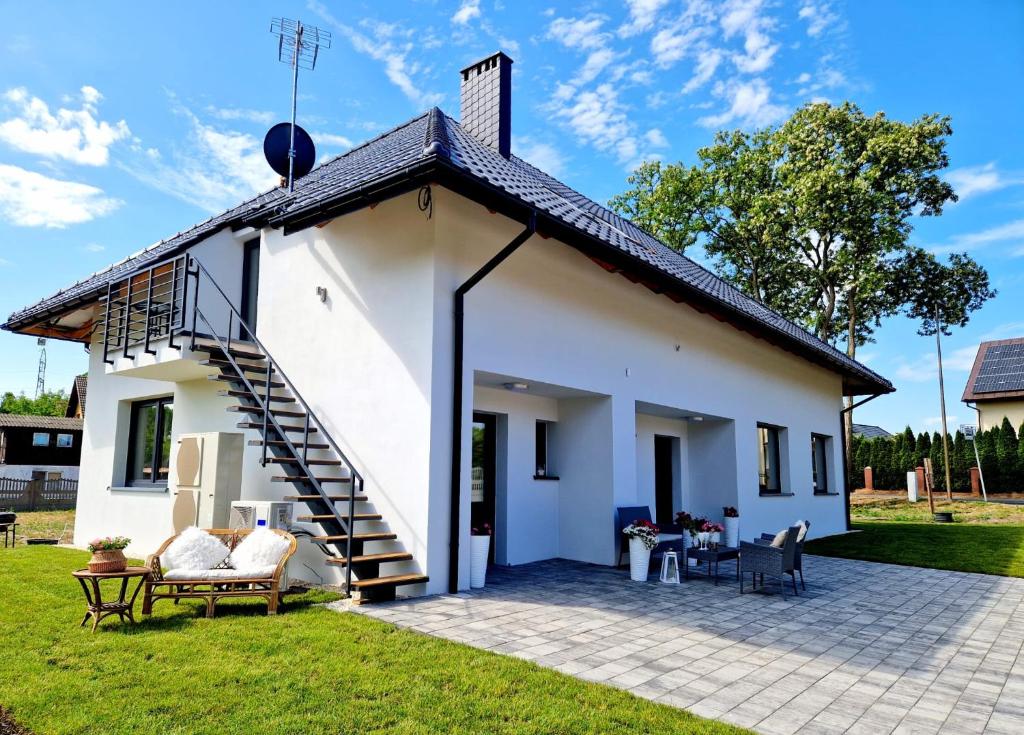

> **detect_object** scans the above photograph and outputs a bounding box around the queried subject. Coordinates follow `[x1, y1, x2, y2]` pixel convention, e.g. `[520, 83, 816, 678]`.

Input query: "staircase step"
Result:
[193, 341, 265, 361]
[284, 494, 368, 502]
[326, 552, 413, 567]
[212, 375, 285, 389]
[249, 439, 329, 449]
[350, 573, 428, 590]
[200, 358, 273, 373]
[218, 389, 295, 403]
[236, 421, 318, 433]
[297, 513, 382, 523]
[266, 457, 343, 466]
[271, 475, 349, 483]
[228, 405, 307, 419]
[311, 532, 397, 543]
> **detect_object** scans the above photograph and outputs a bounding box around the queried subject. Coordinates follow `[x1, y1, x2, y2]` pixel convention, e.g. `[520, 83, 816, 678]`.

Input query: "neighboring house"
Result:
[962, 338, 1024, 431]
[66, 375, 87, 419]
[0, 414, 83, 481]
[1, 53, 892, 601]
[852, 424, 892, 440]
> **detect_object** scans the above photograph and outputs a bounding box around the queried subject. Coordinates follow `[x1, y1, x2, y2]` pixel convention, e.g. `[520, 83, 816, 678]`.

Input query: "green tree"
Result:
[917, 432, 932, 466]
[0, 390, 69, 417]
[995, 417, 1019, 489]
[952, 430, 968, 492]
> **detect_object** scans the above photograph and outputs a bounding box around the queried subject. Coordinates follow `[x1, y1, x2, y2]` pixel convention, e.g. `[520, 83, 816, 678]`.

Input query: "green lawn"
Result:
[807, 497, 1024, 578]
[0, 547, 745, 735]
[6, 509, 75, 545]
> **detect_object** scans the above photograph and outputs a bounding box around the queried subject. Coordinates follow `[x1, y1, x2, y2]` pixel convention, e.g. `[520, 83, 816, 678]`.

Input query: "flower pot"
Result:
[724, 516, 739, 548]
[710, 531, 721, 547]
[88, 549, 126, 574]
[470, 534, 490, 588]
[628, 537, 652, 581]
[684, 531, 697, 566]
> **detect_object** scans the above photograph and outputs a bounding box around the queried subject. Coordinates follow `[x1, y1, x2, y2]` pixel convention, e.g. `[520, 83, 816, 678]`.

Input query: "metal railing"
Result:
[102, 256, 187, 364]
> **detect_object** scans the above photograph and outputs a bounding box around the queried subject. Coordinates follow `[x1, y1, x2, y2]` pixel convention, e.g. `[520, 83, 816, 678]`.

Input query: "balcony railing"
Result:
[102, 256, 187, 364]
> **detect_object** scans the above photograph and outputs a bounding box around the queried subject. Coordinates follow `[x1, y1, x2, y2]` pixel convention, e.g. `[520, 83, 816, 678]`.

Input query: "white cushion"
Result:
[770, 529, 788, 548]
[162, 526, 230, 571]
[163, 565, 278, 581]
[228, 528, 291, 570]
[793, 520, 809, 542]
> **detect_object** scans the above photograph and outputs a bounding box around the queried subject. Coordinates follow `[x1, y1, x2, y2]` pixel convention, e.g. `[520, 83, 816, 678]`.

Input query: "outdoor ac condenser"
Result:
[229, 501, 294, 590]
[173, 432, 244, 529]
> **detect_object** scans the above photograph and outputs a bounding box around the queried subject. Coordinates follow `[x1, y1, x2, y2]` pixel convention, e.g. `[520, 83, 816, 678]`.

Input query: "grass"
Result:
[7, 509, 75, 544]
[0, 547, 745, 735]
[807, 496, 1024, 578]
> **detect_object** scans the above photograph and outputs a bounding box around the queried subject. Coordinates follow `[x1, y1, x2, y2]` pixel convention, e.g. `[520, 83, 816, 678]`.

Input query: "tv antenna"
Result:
[269, 18, 331, 191]
[35, 337, 46, 397]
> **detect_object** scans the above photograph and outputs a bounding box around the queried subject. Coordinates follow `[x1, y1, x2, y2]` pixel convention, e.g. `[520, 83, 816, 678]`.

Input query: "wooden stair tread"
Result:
[297, 513, 382, 522]
[350, 574, 428, 589]
[200, 358, 273, 372]
[228, 405, 307, 418]
[218, 389, 295, 403]
[311, 532, 397, 543]
[211, 375, 285, 389]
[249, 439, 328, 449]
[237, 421, 318, 433]
[283, 495, 368, 502]
[265, 457, 343, 466]
[327, 552, 413, 567]
[271, 475, 350, 483]
[192, 342, 265, 361]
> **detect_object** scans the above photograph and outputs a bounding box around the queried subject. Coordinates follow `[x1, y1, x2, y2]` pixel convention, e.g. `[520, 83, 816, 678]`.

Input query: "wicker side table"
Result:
[72, 567, 150, 632]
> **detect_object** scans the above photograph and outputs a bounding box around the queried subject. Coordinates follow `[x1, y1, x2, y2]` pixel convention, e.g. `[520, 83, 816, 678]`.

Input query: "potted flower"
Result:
[622, 519, 659, 581]
[723, 506, 739, 548]
[87, 536, 131, 573]
[701, 520, 724, 548]
[470, 523, 491, 588]
[675, 512, 700, 565]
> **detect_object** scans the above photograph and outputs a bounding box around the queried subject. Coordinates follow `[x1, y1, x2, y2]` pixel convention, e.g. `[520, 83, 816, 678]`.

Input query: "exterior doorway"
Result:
[471, 412, 496, 562]
[654, 435, 676, 526]
[240, 238, 260, 337]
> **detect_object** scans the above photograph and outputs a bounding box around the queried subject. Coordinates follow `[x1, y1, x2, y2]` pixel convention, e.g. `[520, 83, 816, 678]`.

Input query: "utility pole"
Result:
[934, 302, 953, 501]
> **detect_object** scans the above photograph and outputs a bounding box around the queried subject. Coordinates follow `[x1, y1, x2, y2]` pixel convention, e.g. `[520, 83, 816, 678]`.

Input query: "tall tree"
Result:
[0, 390, 68, 417]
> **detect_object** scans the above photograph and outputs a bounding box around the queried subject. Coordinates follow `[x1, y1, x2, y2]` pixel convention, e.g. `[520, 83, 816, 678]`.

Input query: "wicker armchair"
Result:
[142, 528, 296, 618]
[758, 520, 810, 590]
[740, 526, 801, 599]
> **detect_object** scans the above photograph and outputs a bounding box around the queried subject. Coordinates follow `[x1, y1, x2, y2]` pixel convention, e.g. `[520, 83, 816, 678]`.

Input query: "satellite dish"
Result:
[263, 122, 316, 180]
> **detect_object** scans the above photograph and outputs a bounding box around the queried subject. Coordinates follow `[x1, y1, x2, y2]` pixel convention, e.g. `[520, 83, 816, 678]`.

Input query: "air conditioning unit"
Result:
[229, 501, 294, 590]
[173, 432, 243, 529]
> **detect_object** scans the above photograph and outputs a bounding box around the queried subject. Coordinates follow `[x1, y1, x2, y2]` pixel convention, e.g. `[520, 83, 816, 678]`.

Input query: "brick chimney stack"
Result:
[460, 52, 512, 158]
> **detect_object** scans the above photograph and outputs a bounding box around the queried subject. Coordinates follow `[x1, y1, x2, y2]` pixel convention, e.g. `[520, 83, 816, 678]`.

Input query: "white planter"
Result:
[470, 534, 490, 588]
[628, 537, 651, 581]
[711, 531, 721, 546]
[684, 531, 697, 566]
[724, 517, 739, 547]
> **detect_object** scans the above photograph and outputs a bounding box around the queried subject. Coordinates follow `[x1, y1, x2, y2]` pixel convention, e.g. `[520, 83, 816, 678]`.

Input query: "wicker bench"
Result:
[142, 528, 296, 618]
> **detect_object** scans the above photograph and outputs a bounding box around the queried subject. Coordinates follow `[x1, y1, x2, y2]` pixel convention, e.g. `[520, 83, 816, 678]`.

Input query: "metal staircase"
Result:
[101, 253, 427, 603]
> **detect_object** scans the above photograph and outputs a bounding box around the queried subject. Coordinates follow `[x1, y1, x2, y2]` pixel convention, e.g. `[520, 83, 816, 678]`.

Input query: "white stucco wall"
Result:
[0, 465, 79, 481]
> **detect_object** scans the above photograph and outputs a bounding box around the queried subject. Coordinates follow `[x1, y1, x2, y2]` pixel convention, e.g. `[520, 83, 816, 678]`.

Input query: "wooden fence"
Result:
[0, 477, 78, 511]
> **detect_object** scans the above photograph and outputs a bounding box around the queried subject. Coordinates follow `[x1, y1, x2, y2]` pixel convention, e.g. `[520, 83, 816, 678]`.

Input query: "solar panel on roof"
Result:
[973, 343, 1024, 394]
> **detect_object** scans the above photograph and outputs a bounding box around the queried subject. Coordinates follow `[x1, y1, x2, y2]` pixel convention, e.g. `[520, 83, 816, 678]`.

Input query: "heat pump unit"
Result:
[229, 501, 294, 590]
[173, 432, 243, 529]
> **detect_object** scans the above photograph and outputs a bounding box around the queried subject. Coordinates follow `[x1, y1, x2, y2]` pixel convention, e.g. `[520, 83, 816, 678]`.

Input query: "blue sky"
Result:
[0, 0, 1021, 434]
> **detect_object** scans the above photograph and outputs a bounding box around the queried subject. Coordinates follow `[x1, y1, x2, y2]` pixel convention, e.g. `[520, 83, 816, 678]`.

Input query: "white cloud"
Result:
[206, 106, 275, 125]
[452, 0, 481, 25]
[314, 132, 353, 150]
[83, 242, 105, 252]
[651, 23, 707, 67]
[946, 162, 1024, 200]
[0, 163, 121, 227]
[682, 48, 723, 93]
[698, 78, 787, 128]
[514, 136, 568, 178]
[798, 1, 840, 37]
[548, 14, 610, 51]
[933, 218, 1024, 254]
[578, 47, 619, 84]
[893, 345, 979, 384]
[645, 128, 669, 147]
[720, 0, 779, 74]
[120, 105, 278, 214]
[619, 0, 671, 37]
[0, 86, 130, 166]
[308, 2, 443, 108]
[922, 415, 959, 430]
[552, 83, 639, 166]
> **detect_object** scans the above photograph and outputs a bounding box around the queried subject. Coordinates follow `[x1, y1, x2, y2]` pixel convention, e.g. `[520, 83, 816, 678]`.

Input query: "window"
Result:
[812, 434, 830, 494]
[126, 397, 174, 486]
[56, 433, 74, 448]
[757, 424, 782, 494]
[535, 420, 557, 479]
[32, 432, 50, 447]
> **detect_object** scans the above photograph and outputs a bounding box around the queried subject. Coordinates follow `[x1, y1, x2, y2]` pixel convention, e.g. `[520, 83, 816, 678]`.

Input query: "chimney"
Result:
[460, 52, 513, 158]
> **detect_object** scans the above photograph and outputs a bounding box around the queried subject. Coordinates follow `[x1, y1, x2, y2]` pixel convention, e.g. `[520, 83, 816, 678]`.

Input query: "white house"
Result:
[2, 53, 893, 602]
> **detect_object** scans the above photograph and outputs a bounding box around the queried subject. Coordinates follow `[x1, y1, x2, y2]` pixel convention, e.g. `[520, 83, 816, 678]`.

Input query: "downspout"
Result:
[449, 212, 537, 593]
[839, 392, 884, 531]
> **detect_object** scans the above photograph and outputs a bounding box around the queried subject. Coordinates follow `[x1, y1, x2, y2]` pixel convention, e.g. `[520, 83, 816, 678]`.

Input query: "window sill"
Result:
[814, 492, 840, 496]
[533, 475, 560, 481]
[109, 485, 168, 493]
[759, 492, 795, 497]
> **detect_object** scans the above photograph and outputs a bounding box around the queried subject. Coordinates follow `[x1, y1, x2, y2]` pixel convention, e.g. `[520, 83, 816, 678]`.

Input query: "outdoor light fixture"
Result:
[316, 286, 328, 302]
[503, 382, 529, 391]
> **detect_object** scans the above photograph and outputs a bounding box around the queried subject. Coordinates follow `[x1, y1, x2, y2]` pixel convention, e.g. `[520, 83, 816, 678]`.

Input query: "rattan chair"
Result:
[740, 526, 801, 599]
[142, 528, 296, 618]
[758, 520, 810, 590]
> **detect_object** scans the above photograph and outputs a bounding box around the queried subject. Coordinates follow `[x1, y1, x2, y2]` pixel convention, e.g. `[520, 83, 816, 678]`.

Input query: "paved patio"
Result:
[349, 555, 1024, 734]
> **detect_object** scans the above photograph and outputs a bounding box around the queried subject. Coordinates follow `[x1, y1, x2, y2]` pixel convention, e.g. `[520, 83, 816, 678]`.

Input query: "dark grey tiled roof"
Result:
[0, 414, 83, 430]
[4, 108, 892, 394]
[852, 423, 892, 439]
